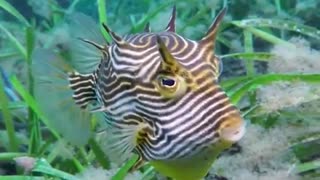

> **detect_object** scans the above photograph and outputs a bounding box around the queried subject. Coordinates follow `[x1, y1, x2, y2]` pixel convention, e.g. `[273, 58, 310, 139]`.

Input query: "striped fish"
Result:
[33, 7, 245, 180]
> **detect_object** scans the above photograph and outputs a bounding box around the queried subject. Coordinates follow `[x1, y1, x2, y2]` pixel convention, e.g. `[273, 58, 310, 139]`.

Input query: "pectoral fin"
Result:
[102, 121, 152, 165]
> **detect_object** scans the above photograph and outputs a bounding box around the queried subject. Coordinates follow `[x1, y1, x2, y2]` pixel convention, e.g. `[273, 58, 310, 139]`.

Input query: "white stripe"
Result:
[101, 82, 132, 101]
[115, 46, 156, 61]
[69, 79, 94, 88]
[71, 85, 94, 92]
[136, 86, 216, 116]
[173, 109, 238, 158]
[147, 105, 234, 160]
[146, 93, 227, 153]
[73, 90, 94, 98]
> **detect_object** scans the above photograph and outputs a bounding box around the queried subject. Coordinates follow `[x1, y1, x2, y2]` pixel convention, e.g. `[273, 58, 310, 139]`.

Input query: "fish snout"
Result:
[218, 114, 246, 142]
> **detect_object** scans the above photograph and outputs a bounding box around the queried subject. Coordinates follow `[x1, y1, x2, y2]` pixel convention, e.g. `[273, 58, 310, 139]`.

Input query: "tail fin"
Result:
[31, 12, 107, 146]
[32, 49, 93, 146]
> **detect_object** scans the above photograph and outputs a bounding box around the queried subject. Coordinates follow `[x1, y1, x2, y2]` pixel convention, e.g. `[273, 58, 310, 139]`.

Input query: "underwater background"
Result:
[0, 0, 320, 179]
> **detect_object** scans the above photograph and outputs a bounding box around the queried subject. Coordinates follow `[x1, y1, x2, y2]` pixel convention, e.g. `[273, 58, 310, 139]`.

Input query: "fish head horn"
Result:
[199, 7, 227, 47]
[102, 23, 126, 46]
[144, 22, 151, 32]
[156, 36, 176, 68]
[155, 36, 197, 93]
[165, 6, 176, 32]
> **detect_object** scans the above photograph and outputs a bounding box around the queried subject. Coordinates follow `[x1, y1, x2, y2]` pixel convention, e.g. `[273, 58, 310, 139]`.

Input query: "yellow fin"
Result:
[102, 121, 151, 165]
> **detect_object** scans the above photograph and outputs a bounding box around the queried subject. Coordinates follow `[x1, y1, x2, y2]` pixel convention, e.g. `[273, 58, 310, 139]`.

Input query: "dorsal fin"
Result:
[199, 7, 227, 46]
[144, 22, 151, 32]
[165, 6, 176, 32]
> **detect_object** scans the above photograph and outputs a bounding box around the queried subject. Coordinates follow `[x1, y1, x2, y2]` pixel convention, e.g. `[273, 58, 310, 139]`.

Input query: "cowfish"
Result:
[32, 7, 245, 180]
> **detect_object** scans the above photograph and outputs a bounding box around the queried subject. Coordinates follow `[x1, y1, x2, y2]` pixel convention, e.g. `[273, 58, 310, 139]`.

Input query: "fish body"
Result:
[34, 7, 245, 180]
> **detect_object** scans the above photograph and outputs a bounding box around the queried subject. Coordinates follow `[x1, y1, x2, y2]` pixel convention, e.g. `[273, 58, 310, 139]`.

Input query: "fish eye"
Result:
[154, 74, 187, 99]
[161, 77, 176, 87]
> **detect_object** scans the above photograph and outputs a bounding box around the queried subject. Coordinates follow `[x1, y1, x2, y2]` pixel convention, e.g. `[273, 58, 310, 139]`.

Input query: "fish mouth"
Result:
[219, 114, 246, 142]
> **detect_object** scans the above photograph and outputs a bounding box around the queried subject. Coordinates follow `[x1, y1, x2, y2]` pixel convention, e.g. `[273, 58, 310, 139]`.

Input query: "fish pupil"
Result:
[161, 78, 175, 87]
